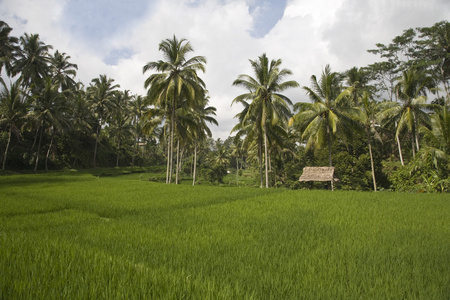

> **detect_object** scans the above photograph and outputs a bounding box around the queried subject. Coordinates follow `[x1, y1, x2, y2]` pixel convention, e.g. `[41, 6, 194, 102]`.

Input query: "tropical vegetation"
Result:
[1, 19, 450, 192]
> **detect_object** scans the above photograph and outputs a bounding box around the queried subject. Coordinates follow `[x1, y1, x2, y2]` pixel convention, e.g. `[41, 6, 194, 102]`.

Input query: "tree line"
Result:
[1, 20, 449, 192]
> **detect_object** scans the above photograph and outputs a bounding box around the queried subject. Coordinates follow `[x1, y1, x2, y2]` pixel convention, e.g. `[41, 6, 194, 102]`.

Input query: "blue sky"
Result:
[1, 0, 449, 138]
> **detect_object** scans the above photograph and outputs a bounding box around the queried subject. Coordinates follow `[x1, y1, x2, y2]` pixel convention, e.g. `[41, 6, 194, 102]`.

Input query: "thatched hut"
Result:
[298, 167, 339, 191]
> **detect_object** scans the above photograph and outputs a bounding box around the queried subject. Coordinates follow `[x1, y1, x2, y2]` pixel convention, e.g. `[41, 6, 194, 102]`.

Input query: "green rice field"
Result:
[1, 171, 449, 299]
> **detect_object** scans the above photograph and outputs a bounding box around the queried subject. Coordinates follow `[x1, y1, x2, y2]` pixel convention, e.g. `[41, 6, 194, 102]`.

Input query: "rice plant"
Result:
[1, 173, 449, 298]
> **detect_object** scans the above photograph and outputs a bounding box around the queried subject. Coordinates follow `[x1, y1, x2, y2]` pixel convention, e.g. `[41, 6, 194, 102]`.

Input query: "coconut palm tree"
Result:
[88, 74, 120, 167]
[109, 90, 133, 167]
[13, 33, 52, 88]
[291, 64, 356, 167]
[49, 50, 78, 91]
[0, 21, 19, 80]
[345, 66, 371, 105]
[189, 95, 218, 185]
[130, 95, 148, 166]
[232, 53, 299, 188]
[419, 105, 450, 165]
[67, 82, 94, 168]
[230, 136, 244, 185]
[0, 80, 27, 170]
[143, 35, 206, 183]
[231, 99, 265, 187]
[356, 91, 382, 191]
[28, 77, 70, 171]
[377, 68, 435, 160]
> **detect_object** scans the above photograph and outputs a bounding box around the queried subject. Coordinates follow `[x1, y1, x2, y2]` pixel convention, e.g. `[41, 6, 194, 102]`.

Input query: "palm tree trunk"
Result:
[411, 133, 416, 159]
[31, 125, 40, 151]
[192, 140, 197, 186]
[413, 112, 420, 153]
[259, 140, 263, 188]
[132, 129, 138, 167]
[367, 132, 377, 192]
[169, 109, 175, 184]
[166, 136, 170, 184]
[94, 126, 100, 168]
[175, 139, 180, 184]
[116, 132, 121, 168]
[264, 128, 269, 188]
[396, 134, 404, 166]
[34, 126, 43, 171]
[327, 125, 332, 167]
[236, 155, 239, 185]
[395, 121, 404, 166]
[2, 127, 12, 170]
[45, 133, 54, 171]
[179, 147, 184, 174]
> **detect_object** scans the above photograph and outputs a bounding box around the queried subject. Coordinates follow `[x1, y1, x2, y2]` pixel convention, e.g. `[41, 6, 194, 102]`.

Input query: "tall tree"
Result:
[0, 80, 27, 170]
[417, 21, 450, 105]
[109, 90, 133, 167]
[189, 95, 218, 186]
[345, 66, 371, 105]
[13, 33, 52, 88]
[28, 77, 70, 171]
[130, 95, 148, 166]
[419, 105, 450, 166]
[143, 35, 206, 184]
[377, 68, 434, 160]
[88, 74, 120, 167]
[291, 65, 356, 167]
[232, 53, 298, 188]
[49, 50, 78, 91]
[355, 91, 382, 191]
[0, 21, 19, 80]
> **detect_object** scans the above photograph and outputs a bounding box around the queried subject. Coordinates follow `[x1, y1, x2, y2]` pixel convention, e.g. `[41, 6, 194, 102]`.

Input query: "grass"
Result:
[1, 171, 449, 299]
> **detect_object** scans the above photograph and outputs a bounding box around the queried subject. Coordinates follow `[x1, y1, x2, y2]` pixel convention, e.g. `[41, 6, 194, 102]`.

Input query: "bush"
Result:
[388, 156, 450, 192]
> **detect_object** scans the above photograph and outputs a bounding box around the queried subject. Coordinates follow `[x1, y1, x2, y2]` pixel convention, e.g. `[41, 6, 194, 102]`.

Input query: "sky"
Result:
[1, 0, 449, 139]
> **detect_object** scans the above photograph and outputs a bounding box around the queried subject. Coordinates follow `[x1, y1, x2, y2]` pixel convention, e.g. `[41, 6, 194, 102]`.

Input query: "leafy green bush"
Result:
[387, 156, 450, 192]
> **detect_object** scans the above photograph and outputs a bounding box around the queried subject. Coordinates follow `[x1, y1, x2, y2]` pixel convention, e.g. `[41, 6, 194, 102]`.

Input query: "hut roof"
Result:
[298, 167, 338, 182]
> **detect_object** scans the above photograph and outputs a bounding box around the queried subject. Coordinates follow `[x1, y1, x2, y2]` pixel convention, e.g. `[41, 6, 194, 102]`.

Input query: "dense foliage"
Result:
[1, 20, 449, 191]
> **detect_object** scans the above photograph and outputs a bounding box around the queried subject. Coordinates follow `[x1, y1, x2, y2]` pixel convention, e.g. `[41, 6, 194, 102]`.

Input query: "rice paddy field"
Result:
[1, 171, 449, 299]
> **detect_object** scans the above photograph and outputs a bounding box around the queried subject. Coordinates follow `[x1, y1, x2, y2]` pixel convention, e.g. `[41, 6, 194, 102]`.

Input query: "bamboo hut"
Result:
[299, 167, 338, 191]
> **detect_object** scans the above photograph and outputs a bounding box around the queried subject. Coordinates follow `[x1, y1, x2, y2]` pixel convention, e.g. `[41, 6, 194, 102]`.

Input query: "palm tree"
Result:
[230, 136, 244, 185]
[130, 95, 148, 166]
[49, 50, 78, 91]
[345, 66, 371, 105]
[88, 74, 120, 167]
[109, 90, 133, 167]
[0, 21, 19, 80]
[419, 105, 450, 165]
[68, 82, 94, 168]
[377, 68, 434, 160]
[189, 95, 218, 185]
[28, 77, 70, 171]
[356, 91, 382, 191]
[231, 99, 265, 187]
[0, 80, 27, 170]
[232, 53, 299, 188]
[291, 64, 356, 167]
[13, 33, 52, 88]
[143, 35, 206, 183]
[70, 82, 93, 133]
